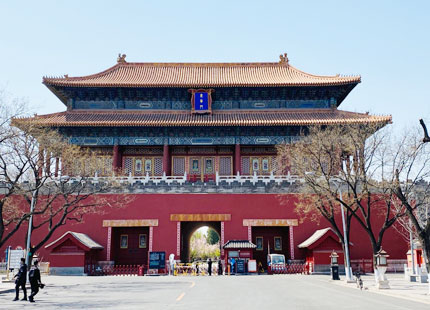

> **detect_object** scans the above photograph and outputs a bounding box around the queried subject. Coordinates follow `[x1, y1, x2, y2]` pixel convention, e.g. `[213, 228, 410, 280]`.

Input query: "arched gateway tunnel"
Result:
[180, 221, 221, 262]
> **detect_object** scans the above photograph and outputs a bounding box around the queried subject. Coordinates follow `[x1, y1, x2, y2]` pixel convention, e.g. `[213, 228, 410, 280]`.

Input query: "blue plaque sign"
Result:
[189, 89, 214, 114]
[194, 92, 208, 111]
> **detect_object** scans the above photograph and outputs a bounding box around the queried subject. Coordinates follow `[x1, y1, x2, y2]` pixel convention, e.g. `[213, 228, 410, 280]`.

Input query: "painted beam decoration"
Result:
[170, 213, 231, 222]
[242, 219, 298, 227]
[189, 89, 214, 114]
[102, 219, 159, 227]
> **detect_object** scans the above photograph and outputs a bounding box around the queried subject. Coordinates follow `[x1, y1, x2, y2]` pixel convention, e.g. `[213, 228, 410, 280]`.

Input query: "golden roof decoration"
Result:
[117, 53, 127, 64]
[279, 53, 289, 65]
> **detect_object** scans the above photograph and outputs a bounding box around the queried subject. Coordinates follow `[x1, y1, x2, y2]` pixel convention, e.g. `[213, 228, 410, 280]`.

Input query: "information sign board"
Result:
[248, 260, 257, 273]
[236, 259, 246, 273]
[149, 251, 166, 269]
[9, 250, 25, 269]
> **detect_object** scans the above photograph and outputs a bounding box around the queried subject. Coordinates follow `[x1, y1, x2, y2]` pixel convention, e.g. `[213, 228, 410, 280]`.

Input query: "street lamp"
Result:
[338, 187, 353, 282]
[25, 189, 37, 267]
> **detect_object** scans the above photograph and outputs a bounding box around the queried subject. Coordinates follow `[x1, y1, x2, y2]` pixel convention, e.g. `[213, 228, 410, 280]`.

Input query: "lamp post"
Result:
[339, 188, 353, 282]
[25, 189, 37, 267]
[409, 219, 416, 276]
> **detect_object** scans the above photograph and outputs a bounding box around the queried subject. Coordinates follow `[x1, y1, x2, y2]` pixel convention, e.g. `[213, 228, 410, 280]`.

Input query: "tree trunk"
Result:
[418, 232, 430, 274]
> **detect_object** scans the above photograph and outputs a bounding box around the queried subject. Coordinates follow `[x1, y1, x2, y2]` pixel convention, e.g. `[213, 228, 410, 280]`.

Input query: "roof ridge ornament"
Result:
[117, 53, 127, 64]
[279, 53, 289, 65]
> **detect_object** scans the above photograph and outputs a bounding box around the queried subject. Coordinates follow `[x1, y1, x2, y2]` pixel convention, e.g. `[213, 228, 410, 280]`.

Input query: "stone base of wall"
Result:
[49, 267, 85, 276]
[311, 264, 346, 275]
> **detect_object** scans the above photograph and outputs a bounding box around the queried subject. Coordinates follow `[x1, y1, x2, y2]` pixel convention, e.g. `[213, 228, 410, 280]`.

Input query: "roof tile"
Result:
[17, 109, 391, 127]
[43, 62, 361, 88]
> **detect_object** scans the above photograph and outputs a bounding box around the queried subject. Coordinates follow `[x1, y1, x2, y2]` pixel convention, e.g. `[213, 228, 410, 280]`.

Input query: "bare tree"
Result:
[1, 93, 130, 254]
[277, 123, 404, 267]
[392, 121, 430, 274]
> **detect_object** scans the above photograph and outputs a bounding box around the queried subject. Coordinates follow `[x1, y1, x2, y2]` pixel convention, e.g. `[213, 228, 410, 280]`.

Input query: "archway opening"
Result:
[180, 222, 221, 262]
[189, 226, 220, 262]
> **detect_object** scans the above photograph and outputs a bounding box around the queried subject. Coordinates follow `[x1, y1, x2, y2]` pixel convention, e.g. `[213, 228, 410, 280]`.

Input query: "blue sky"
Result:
[0, 1, 429, 131]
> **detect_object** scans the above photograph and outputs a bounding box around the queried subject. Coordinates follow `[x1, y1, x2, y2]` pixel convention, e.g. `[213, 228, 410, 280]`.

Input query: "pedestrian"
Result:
[195, 262, 199, 275]
[218, 259, 223, 276]
[168, 253, 175, 276]
[207, 258, 212, 276]
[29, 260, 44, 302]
[13, 257, 27, 301]
[230, 257, 235, 274]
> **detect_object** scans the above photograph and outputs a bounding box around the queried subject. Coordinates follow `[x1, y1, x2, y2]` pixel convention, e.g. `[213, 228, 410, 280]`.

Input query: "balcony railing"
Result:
[57, 171, 305, 187]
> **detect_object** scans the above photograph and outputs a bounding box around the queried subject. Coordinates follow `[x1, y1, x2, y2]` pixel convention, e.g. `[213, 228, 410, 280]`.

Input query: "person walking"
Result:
[29, 260, 44, 303]
[218, 259, 223, 276]
[207, 258, 212, 276]
[168, 253, 175, 276]
[13, 258, 27, 301]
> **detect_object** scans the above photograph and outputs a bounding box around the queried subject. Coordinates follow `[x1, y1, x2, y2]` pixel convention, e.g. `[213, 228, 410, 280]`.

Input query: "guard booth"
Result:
[45, 231, 104, 275]
[298, 228, 347, 274]
[406, 240, 425, 272]
[223, 240, 256, 274]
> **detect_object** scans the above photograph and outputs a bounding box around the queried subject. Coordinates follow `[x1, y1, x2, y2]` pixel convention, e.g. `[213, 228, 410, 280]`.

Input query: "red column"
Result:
[234, 143, 241, 174]
[117, 147, 123, 172]
[112, 145, 119, 173]
[163, 144, 170, 175]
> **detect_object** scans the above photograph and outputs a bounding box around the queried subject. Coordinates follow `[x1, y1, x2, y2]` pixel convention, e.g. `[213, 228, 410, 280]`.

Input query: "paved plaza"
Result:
[0, 274, 429, 310]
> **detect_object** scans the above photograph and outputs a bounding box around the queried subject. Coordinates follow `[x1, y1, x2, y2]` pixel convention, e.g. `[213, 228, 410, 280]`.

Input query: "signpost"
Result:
[149, 251, 166, 272]
[236, 259, 245, 273]
[9, 249, 25, 269]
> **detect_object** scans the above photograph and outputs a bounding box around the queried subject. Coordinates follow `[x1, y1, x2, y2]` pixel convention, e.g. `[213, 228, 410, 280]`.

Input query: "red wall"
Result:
[0, 194, 408, 265]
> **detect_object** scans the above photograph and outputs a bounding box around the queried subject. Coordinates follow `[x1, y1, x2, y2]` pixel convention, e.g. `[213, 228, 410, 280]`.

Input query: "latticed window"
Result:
[154, 157, 163, 175]
[241, 156, 275, 175]
[122, 156, 163, 176]
[70, 156, 112, 176]
[124, 157, 133, 175]
[219, 157, 232, 176]
[241, 157, 250, 175]
[104, 157, 113, 175]
[122, 147, 163, 155]
[173, 157, 185, 176]
[218, 147, 233, 154]
[188, 147, 216, 154]
[271, 156, 278, 174]
[171, 147, 187, 154]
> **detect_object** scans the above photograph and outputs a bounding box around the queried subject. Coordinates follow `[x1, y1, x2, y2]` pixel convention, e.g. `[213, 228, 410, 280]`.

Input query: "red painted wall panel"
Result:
[0, 194, 408, 267]
[50, 253, 85, 267]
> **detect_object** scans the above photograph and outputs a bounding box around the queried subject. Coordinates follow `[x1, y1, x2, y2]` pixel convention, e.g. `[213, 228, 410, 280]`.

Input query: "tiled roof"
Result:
[45, 231, 104, 251]
[43, 61, 361, 88]
[298, 228, 332, 249]
[223, 240, 257, 249]
[16, 109, 392, 127]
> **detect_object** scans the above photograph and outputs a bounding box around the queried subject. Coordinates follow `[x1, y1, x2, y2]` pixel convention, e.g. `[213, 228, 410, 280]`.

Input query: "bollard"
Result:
[227, 265, 230, 276]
